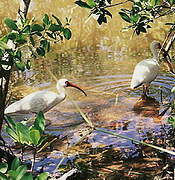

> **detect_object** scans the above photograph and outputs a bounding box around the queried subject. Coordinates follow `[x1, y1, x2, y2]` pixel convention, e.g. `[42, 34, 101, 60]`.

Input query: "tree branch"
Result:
[18, 0, 31, 19]
[105, 0, 129, 8]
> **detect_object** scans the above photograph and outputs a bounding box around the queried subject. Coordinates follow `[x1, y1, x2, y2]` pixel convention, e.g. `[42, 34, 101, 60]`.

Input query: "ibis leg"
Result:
[142, 84, 149, 100]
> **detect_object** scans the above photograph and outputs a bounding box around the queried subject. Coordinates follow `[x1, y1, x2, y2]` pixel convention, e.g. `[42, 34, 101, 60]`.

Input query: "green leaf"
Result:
[30, 36, 35, 47]
[130, 14, 140, 23]
[16, 165, 28, 180]
[149, 0, 160, 6]
[40, 40, 50, 52]
[119, 12, 131, 23]
[31, 24, 44, 32]
[40, 40, 47, 49]
[87, 0, 96, 7]
[0, 163, 8, 173]
[21, 172, 33, 180]
[155, 0, 161, 5]
[97, 14, 107, 25]
[15, 50, 22, 59]
[0, 35, 8, 43]
[26, 60, 31, 70]
[0, 49, 4, 56]
[22, 25, 30, 33]
[43, 14, 50, 25]
[36, 47, 45, 56]
[63, 28, 72, 40]
[33, 112, 45, 133]
[30, 129, 41, 145]
[104, 10, 112, 18]
[8, 170, 18, 178]
[48, 24, 62, 32]
[36, 172, 49, 180]
[75, 1, 92, 9]
[15, 61, 26, 72]
[16, 34, 27, 44]
[168, 116, 175, 127]
[52, 14, 62, 25]
[135, 28, 141, 35]
[4, 18, 18, 30]
[10, 157, 21, 171]
[16, 123, 31, 144]
[46, 41, 50, 52]
[46, 32, 55, 39]
[139, 26, 147, 33]
[0, 172, 8, 180]
[169, 0, 175, 5]
[139, 16, 149, 22]
[6, 126, 19, 142]
[35, 32, 42, 36]
[36, 136, 48, 148]
[7, 32, 17, 40]
[5, 116, 16, 130]
[134, 1, 142, 7]
[0, 40, 8, 49]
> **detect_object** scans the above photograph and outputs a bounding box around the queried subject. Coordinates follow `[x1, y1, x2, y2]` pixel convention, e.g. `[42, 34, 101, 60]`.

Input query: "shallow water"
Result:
[1, 0, 175, 177]
[27, 52, 175, 173]
[4, 49, 175, 175]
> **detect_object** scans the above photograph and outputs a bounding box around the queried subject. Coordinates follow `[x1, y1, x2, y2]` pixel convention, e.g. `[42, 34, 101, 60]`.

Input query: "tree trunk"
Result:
[18, 0, 31, 19]
[0, 0, 31, 133]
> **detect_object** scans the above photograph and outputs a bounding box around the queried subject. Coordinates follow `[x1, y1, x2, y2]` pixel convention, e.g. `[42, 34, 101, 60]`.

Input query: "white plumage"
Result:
[5, 79, 87, 115]
[130, 41, 162, 98]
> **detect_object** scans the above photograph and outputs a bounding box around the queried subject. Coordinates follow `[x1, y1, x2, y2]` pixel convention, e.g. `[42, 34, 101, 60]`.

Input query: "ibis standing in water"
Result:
[5, 79, 87, 115]
[130, 41, 173, 99]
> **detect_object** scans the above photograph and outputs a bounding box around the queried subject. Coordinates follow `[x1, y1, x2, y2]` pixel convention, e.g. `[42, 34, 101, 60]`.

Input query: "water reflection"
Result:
[1, 0, 175, 177]
[4, 48, 175, 176]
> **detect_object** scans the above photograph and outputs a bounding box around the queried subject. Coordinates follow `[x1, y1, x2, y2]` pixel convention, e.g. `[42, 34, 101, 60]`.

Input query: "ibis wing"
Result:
[5, 90, 61, 115]
[130, 59, 159, 89]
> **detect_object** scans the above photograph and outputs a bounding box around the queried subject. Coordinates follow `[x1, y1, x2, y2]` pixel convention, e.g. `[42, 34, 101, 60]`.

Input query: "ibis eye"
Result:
[65, 81, 70, 87]
[157, 43, 161, 49]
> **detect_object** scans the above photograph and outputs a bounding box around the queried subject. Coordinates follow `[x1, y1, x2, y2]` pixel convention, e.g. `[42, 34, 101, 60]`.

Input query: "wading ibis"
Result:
[130, 41, 172, 99]
[5, 79, 87, 115]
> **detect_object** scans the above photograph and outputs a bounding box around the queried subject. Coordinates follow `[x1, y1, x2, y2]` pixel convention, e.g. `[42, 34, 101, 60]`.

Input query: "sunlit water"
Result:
[1, 0, 175, 175]
[30, 55, 175, 172]
[2, 46, 175, 174]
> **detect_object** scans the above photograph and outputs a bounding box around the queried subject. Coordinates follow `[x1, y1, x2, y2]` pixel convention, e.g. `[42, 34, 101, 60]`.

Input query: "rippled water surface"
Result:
[5, 48, 175, 175]
[1, 0, 175, 177]
[27, 51, 175, 172]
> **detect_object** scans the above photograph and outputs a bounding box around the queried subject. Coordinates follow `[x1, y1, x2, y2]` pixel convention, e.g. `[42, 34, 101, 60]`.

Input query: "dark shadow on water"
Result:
[133, 97, 160, 118]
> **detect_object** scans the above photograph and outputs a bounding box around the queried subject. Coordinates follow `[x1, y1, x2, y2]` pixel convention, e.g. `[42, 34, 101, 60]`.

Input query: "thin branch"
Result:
[155, 9, 175, 19]
[95, 128, 175, 156]
[105, 0, 130, 8]
[31, 147, 36, 172]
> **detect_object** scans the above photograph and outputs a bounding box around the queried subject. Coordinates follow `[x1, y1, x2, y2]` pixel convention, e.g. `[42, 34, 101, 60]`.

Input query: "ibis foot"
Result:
[141, 94, 155, 102]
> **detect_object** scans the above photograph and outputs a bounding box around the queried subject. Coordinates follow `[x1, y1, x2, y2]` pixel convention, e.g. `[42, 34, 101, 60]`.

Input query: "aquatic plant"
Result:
[0, 157, 49, 180]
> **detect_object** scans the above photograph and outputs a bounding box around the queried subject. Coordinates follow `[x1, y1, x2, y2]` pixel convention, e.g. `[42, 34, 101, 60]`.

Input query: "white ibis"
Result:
[130, 41, 173, 99]
[5, 79, 87, 115]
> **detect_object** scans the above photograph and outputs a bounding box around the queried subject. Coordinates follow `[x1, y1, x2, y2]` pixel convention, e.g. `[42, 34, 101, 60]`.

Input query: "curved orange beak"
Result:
[66, 81, 87, 96]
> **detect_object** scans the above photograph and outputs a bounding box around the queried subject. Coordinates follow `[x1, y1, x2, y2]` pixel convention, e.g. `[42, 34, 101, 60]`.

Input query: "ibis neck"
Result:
[56, 84, 66, 99]
[151, 49, 160, 63]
